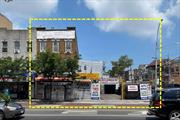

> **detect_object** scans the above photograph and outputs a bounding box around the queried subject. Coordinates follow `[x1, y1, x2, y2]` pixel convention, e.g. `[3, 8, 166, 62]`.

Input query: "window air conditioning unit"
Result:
[66, 49, 72, 54]
[14, 49, 20, 54]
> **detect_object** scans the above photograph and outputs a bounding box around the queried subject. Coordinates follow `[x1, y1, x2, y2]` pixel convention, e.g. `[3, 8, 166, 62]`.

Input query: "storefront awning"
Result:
[35, 76, 71, 81]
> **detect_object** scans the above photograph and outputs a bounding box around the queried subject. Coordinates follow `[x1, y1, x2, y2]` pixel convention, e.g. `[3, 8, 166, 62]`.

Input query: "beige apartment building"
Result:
[0, 13, 12, 30]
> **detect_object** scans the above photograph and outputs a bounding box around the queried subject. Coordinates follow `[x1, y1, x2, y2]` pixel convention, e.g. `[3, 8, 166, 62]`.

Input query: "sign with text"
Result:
[78, 73, 100, 80]
[91, 80, 100, 100]
[127, 85, 138, 92]
[140, 84, 148, 100]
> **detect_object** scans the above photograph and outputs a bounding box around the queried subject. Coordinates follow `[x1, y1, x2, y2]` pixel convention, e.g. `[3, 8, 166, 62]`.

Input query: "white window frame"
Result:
[52, 39, 60, 53]
[39, 40, 46, 52]
[65, 39, 72, 53]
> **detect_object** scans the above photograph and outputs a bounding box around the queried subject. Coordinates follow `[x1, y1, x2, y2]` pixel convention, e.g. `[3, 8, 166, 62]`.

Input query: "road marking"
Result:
[62, 110, 97, 114]
[24, 114, 149, 117]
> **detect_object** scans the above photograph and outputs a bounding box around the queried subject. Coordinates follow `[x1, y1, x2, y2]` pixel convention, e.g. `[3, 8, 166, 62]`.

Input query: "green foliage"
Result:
[0, 92, 10, 104]
[34, 50, 79, 80]
[110, 55, 133, 77]
[64, 55, 79, 80]
[0, 57, 27, 80]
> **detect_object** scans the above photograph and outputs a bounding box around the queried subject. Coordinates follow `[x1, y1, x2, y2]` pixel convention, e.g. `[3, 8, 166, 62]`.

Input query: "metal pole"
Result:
[168, 55, 171, 84]
[155, 22, 160, 90]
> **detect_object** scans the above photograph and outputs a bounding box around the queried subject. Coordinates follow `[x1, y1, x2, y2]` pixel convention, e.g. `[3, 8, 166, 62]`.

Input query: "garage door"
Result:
[104, 85, 116, 94]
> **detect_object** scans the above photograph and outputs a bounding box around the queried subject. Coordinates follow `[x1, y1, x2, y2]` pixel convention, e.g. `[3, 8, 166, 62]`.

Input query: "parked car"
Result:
[148, 88, 180, 120]
[0, 99, 25, 120]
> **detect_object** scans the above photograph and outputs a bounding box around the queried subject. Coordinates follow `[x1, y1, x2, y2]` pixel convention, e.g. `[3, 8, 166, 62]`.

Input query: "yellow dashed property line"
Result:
[30, 105, 160, 109]
[29, 17, 163, 109]
[28, 18, 32, 108]
[159, 19, 163, 108]
[30, 17, 162, 21]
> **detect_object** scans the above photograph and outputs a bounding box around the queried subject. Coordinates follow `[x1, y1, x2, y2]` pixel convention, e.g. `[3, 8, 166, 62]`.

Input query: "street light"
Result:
[154, 19, 163, 90]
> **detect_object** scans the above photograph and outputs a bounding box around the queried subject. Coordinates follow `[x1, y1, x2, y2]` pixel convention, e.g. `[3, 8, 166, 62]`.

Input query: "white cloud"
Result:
[165, 0, 180, 18]
[0, 0, 59, 28]
[83, 0, 178, 39]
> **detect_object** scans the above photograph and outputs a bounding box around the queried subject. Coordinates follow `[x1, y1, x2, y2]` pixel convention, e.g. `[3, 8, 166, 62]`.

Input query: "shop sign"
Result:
[45, 82, 70, 86]
[101, 78, 118, 84]
[140, 84, 148, 100]
[127, 85, 138, 92]
[91, 81, 100, 100]
[78, 73, 100, 80]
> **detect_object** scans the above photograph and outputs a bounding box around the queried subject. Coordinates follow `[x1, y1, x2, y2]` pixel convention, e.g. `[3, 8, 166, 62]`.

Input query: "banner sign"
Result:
[127, 85, 138, 92]
[101, 78, 119, 84]
[140, 84, 148, 100]
[78, 73, 100, 80]
[91, 80, 100, 100]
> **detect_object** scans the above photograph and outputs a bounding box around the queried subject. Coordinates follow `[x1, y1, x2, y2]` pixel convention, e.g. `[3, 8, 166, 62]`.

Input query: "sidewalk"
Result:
[15, 99, 150, 108]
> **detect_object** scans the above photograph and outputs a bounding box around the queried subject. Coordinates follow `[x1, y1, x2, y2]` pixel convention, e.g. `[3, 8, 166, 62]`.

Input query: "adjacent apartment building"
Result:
[0, 13, 79, 101]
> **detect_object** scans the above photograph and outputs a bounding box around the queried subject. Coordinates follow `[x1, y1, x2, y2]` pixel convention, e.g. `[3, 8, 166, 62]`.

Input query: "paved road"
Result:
[12, 109, 161, 120]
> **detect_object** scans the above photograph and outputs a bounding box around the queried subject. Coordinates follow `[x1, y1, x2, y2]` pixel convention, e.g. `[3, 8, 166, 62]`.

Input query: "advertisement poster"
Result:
[91, 80, 100, 100]
[140, 84, 148, 100]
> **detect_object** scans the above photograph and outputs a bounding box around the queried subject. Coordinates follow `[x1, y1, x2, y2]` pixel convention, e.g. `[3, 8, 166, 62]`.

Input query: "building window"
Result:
[65, 40, 72, 53]
[176, 66, 179, 72]
[2, 41, 8, 52]
[40, 40, 46, 52]
[14, 41, 20, 54]
[52, 40, 59, 53]
[84, 65, 87, 70]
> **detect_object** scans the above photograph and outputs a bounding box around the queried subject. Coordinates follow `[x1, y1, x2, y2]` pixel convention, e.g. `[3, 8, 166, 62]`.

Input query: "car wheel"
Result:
[169, 110, 180, 120]
[0, 111, 4, 120]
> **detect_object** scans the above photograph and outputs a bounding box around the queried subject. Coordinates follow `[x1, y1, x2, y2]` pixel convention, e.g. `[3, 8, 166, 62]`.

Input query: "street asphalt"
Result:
[11, 109, 162, 120]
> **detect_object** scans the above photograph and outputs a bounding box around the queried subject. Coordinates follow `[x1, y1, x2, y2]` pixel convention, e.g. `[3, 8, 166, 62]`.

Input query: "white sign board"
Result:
[140, 84, 148, 100]
[91, 81, 100, 100]
[37, 31, 75, 39]
[127, 85, 138, 92]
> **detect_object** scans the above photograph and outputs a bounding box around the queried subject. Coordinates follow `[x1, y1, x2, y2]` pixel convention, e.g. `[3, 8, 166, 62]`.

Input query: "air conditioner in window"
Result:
[14, 49, 20, 54]
[65, 49, 72, 54]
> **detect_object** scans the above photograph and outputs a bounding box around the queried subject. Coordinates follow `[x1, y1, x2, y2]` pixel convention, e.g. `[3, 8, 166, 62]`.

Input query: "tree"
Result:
[110, 55, 133, 77]
[34, 50, 66, 78]
[0, 57, 27, 81]
[64, 55, 79, 80]
[0, 57, 13, 80]
[34, 50, 80, 79]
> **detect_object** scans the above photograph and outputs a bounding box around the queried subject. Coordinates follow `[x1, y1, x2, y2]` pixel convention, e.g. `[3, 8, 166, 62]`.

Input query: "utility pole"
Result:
[155, 22, 160, 90]
[168, 54, 171, 84]
[154, 19, 163, 90]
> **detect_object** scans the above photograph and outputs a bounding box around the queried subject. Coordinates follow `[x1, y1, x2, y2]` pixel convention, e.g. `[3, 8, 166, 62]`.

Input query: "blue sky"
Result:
[0, 0, 180, 70]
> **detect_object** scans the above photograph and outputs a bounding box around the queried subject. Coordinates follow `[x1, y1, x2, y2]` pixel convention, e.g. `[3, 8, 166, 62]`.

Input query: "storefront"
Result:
[0, 79, 29, 99]
[35, 77, 73, 101]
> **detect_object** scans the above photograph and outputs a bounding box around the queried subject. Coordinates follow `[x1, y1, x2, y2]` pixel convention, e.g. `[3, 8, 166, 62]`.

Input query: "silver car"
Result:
[0, 100, 25, 120]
